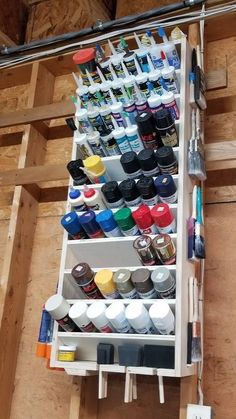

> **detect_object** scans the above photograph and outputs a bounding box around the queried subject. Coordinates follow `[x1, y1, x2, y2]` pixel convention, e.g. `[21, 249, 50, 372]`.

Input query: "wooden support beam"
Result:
[179, 375, 197, 419]
[206, 69, 227, 91]
[207, 95, 236, 116]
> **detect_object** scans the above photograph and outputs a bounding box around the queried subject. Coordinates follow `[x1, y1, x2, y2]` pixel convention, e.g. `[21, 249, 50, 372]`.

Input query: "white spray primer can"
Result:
[106, 301, 133, 333]
[125, 301, 156, 334]
[149, 301, 175, 334]
[87, 301, 115, 333]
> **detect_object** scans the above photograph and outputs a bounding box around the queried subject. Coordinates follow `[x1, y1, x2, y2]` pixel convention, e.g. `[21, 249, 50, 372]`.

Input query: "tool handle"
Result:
[193, 278, 199, 322]
[192, 185, 197, 219]
[196, 186, 203, 224]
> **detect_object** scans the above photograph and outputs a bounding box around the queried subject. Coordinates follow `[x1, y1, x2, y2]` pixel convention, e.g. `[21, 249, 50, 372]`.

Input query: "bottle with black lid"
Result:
[120, 151, 142, 179]
[138, 149, 160, 177]
[67, 159, 91, 185]
[119, 179, 142, 207]
[155, 146, 178, 175]
[137, 176, 158, 206]
[101, 181, 125, 209]
[135, 112, 161, 150]
[154, 109, 178, 147]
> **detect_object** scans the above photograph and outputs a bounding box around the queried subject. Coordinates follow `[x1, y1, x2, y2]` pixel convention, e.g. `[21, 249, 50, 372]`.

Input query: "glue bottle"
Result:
[83, 155, 110, 183]
[134, 32, 150, 73]
[157, 27, 180, 69]
[109, 89, 126, 127]
[108, 39, 125, 79]
[146, 30, 163, 69]
[121, 37, 139, 76]
[125, 118, 144, 153]
[122, 62, 138, 101]
[111, 117, 131, 154]
[75, 101, 93, 134]
[87, 103, 108, 134]
[83, 185, 106, 210]
[68, 187, 87, 211]
[160, 51, 179, 94]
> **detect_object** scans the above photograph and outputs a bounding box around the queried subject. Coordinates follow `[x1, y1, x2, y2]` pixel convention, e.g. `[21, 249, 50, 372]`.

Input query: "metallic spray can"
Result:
[152, 234, 176, 265]
[133, 235, 160, 266]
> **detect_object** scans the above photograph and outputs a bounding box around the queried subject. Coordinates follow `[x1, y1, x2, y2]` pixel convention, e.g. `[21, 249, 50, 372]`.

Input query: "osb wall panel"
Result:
[0, 0, 28, 44]
[115, 0, 176, 18]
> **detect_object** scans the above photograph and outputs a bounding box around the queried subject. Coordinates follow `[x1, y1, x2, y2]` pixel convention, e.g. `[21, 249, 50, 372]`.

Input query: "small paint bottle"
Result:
[135, 112, 161, 150]
[151, 203, 176, 234]
[100, 82, 113, 105]
[120, 151, 142, 179]
[79, 210, 105, 238]
[88, 84, 101, 107]
[96, 209, 123, 238]
[113, 269, 139, 299]
[76, 85, 90, 108]
[125, 301, 156, 334]
[132, 204, 159, 235]
[155, 146, 178, 175]
[83, 155, 110, 183]
[112, 126, 131, 154]
[87, 302, 115, 332]
[123, 52, 138, 76]
[76, 108, 93, 134]
[151, 267, 176, 299]
[149, 301, 175, 334]
[73, 48, 101, 85]
[45, 294, 78, 332]
[87, 106, 108, 134]
[135, 73, 149, 97]
[161, 67, 179, 94]
[114, 207, 140, 236]
[95, 269, 120, 299]
[83, 185, 106, 210]
[67, 159, 91, 186]
[100, 58, 113, 81]
[154, 109, 178, 147]
[61, 212, 87, 240]
[125, 120, 144, 153]
[161, 92, 180, 120]
[112, 79, 127, 104]
[135, 96, 150, 114]
[99, 106, 114, 132]
[74, 132, 93, 159]
[87, 131, 107, 157]
[154, 174, 177, 204]
[111, 55, 126, 79]
[119, 179, 142, 207]
[100, 132, 121, 156]
[131, 268, 157, 299]
[148, 92, 164, 114]
[111, 102, 125, 127]
[69, 301, 97, 332]
[136, 177, 159, 206]
[58, 345, 76, 362]
[138, 148, 160, 177]
[133, 235, 160, 266]
[148, 70, 163, 95]
[123, 74, 137, 99]
[106, 302, 133, 333]
[101, 181, 125, 209]
[123, 101, 138, 125]
[152, 234, 176, 265]
[68, 187, 87, 211]
[71, 262, 103, 299]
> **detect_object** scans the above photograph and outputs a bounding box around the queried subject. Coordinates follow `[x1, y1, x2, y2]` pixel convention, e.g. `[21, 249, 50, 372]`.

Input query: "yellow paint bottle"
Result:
[58, 345, 76, 362]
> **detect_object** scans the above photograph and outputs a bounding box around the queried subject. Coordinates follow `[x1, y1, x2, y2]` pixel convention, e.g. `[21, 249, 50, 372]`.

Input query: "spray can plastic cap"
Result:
[67, 159, 86, 181]
[69, 188, 81, 199]
[138, 149, 158, 171]
[61, 212, 82, 235]
[101, 181, 123, 204]
[73, 48, 96, 64]
[154, 108, 174, 129]
[135, 111, 157, 135]
[114, 207, 135, 230]
[150, 203, 174, 227]
[136, 176, 156, 198]
[125, 301, 150, 329]
[155, 146, 177, 166]
[119, 179, 140, 202]
[69, 301, 90, 327]
[79, 210, 100, 234]
[151, 267, 175, 293]
[120, 151, 141, 175]
[45, 294, 70, 320]
[132, 204, 154, 230]
[154, 175, 176, 197]
[96, 209, 118, 232]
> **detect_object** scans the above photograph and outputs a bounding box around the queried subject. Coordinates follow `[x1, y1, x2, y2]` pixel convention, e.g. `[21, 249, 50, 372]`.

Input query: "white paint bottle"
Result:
[125, 301, 156, 334]
[106, 302, 133, 333]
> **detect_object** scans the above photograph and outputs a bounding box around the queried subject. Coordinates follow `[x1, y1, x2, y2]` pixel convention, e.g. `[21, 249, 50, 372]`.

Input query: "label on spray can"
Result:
[151, 55, 163, 70]
[137, 288, 157, 299]
[135, 323, 156, 334]
[142, 167, 160, 177]
[151, 79, 163, 95]
[142, 196, 158, 206]
[115, 318, 133, 333]
[102, 113, 114, 131]
[157, 282, 176, 299]
[127, 134, 144, 153]
[119, 288, 139, 299]
[57, 315, 77, 332]
[100, 323, 114, 333]
[157, 219, 176, 234]
[159, 191, 178, 204]
[141, 133, 158, 150]
[124, 196, 142, 207]
[104, 227, 122, 238]
[122, 225, 140, 236]
[140, 223, 159, 235]
[107, 198, 125, 209]
[80, 321, 97, 332]
[102, 89, 113, 105]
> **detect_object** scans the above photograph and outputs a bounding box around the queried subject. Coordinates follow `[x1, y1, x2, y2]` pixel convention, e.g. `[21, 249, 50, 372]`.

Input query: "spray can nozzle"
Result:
[158, 27, 168, 43]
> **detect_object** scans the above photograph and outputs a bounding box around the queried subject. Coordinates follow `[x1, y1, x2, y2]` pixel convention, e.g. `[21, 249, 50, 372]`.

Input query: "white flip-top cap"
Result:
[161, 66, 175, 78]
[125, 301, 150, 330]
[148, 94, 162, 108]
[149, 301, 175, 333]
[136, 73, 148, 84]
[112, 126, 126, 140]
[89, 84, 100, 94]
[110, 102, 123, 113]
[69, 301, 89, 327]
[106, 301, 125, 320]
[123, 75, 136, 87]
[76, 108, 88, 118]
[74, 132, 87, 143]
[125, 125, 138, 137]
[110, 53, 124, 65]
[148, 69, 161, 82]
[161, 91, 175, 104]
[45, 294, 70, 320]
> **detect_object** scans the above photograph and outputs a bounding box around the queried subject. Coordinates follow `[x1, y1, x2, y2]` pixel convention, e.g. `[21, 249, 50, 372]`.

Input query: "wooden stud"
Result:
[69, 377, 82, 419]
[179, 375, 197, 419]
[206, 69, 227, 91]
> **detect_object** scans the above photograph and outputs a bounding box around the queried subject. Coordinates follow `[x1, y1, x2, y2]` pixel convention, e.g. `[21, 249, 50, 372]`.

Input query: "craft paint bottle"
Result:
[68, 187, 87, 211]
[161, 92, 180, 120]
[99, 58, 113, 81]
[120, 151, 142, 179]
[132, 204, 158, 235]
[95, 269, 120, 299]
[100, 132, 120, 156]
[151, 203, 176, 233]
[83, 155, 110, 183]
[112, 125, 131, 154]
[113, 269, 139, 299]
[123, 51, 138, 76]
[71, 262, 103, 299]
[133, 235, 160, 266]
[138, 148, 160, 177]
[123, 101, 138, 125]
[83, 185, 106, 210]
[136, 177, 158, 206]
[155, 146, 178, 175]
[114, 207, 140, 236]
[157, 27, 180, 69]
[154, 174, 177, 204]
[123, 67, 137, 100]
[67, 160, 91, 186]
[112, 79, 127, 104]
[149, 301, 175, 334]
[152, 234, 176, 264]
[111, 101, 125, 127]
[61, 212, 87, 239]
[69, 302, 97, 332]
[74, 132, 93, 159]
[96, 68, 113, 105]
[87, 131, 107, 157]
[125, 301, 156, 334]
[135, 96, 150, 114]
[148, 92, 164, 114]
[87, 107, 108, 134]
[147, 54, 163, 94]
[131, 268, 157, 299]
[151, 267, 176, 299]
[106, 302, 133, 333]
[99, 106, 114, 132]
[76, 108, 93, 134]
[76, 85, 90, 108]
[161, 66, 179, 94]
[101, 181, 125, 209]
[88, 84, 102, 107]
[154, 109, 178, 147]
[125, 124, 144, 154]
[136, 73, 149, 97]
[87, 302, 115, 332]
[73, 48, 101, 85]
[146, 31, 163, 69]
[96, 209, 123, 238]
[135, 112, 161, 150]
[79, 210, 105, 238]
[45, 294, 78, 332]
[110, 53, 126, 79]
[134, 34, 150, 73]
[119, 179, 142, 207]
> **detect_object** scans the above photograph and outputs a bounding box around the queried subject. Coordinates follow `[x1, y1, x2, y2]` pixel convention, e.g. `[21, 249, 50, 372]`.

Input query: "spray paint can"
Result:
[87, 302, 115, 332]
[119, 179, 142, 207]
[101, 181, 125, 209]
[87, 131, 107, 157]
[95, 269, 120, 299]
[71, 262, 103, 298]
[113, 269, 139, 299]
[131, 269, 157, 299]
[136, 177, 158, 206]
[133, 235, 159, 265]
[123, 101, 138, 125]
[79, 210, 105, 238]
[135, 112, 161, 150]
[66, 159, 91, 186]
[138, 148, 160, 177]
[45, 294, 78, 332]
[161, 92, 180, 120]
[125, 122, 144, 153]
[114, 207, 140, 236]
[155, 146, 178, 175]
[154, 109, 178, 147]
[61, 212, 87, 240]
[161, 67, 179, 94]
[125, 301, 156, 334]
[132, 204, 159, 235]
[101, 132, 120, 156]
[69, 301, 97, 332]
[106, 302, 133, 333]
[149, 301, 175, 334]
[120, 151, 142, 179]
[96, 209, 123, 238]
[151, 203, 176, 233]
[151, 267, 176, 299]
[154, 175, 177, 204]
[76, 108, 93, 134]
[152, 234, 176, 264]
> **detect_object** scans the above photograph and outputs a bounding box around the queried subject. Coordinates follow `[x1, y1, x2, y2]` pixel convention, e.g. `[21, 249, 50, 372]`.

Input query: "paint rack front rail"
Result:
[51, 37, 196, 380]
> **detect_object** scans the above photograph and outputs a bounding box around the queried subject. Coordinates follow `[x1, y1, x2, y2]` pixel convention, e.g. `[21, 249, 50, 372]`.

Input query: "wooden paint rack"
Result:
[51, 35, 197, 388]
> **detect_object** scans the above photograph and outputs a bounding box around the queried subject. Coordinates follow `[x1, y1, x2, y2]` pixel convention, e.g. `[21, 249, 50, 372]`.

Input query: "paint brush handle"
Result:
[196, 186, 203, 224]
[193, 278, 199, 322]
[189, 277, 194, 323]
[192, 185, 197, 220]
